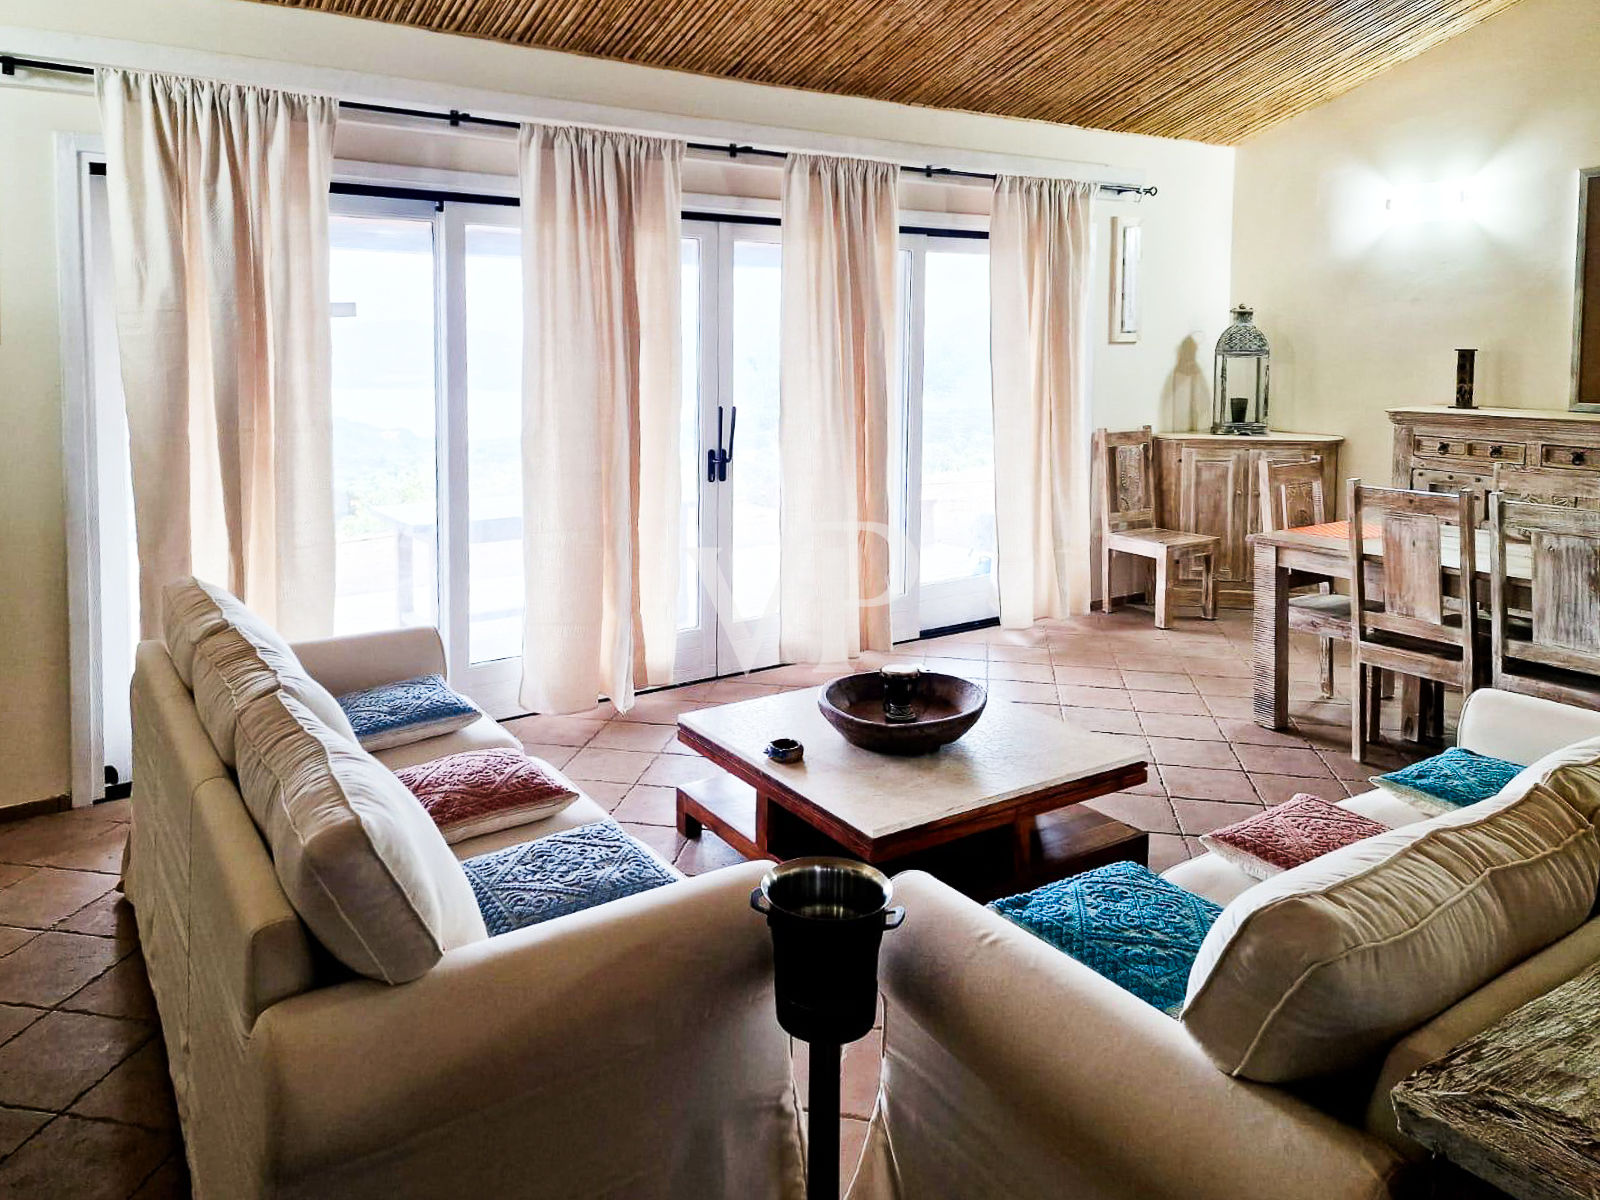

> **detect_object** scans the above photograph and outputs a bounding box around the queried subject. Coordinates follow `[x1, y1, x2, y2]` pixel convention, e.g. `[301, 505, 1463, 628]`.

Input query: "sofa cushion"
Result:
[371, 715, 521, 772]
[1181, 736, 1600, 1083]
[1371, 747, 1523, 816]
[191, 622, 356, 767]
[396, 750, 581, 844]
[462, 821, 677, 936]
[337, 674, 481, 752]
[162, 577, 234, 687]
[990, 862, 1223, 1015]
[234, 690, 486, 983]
[1199, 795, 1386, 880]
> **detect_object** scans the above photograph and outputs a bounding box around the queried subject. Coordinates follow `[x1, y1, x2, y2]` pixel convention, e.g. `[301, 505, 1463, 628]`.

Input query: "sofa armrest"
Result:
[859, 872, 1407, 1200]
[289, 627, 447, 696]
[1456, 688, 1600, 765]
[250, 862, 804, 1199]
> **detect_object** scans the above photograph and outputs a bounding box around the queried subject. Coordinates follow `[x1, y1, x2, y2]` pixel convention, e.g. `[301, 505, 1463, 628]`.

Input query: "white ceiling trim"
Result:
[0, 24, 1141, 187]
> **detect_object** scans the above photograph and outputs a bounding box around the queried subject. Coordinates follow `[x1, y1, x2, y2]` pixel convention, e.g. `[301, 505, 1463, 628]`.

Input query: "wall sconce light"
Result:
[1386, 179, 1472, 224]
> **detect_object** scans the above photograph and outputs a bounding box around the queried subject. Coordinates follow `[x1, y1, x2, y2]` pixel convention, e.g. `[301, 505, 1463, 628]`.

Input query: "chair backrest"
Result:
[1257, 457, 1325, 533]
[1347, 480, 1478, 658]
[1093, 426, 1156, 534]
[1492, 463, 1600, 510]
[1489, 493, 1600, 689]
[1491, 464, 1600, 538]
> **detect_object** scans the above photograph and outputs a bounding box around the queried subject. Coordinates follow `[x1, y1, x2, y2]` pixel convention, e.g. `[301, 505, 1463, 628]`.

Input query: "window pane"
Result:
[920, 250, 996, 585]
[730, 240, 782, 622]
[329, 214, 438, 634]
[678, 237, 702, 632]
[465, 223, 524, 664]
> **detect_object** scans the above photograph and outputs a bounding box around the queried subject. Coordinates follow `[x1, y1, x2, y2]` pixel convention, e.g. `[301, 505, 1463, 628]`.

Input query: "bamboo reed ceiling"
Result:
[249, 0, 1527, 144]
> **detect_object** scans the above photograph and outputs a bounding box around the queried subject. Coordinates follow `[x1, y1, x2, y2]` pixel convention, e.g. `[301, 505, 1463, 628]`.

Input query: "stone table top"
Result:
[678, 686, 1144, 841]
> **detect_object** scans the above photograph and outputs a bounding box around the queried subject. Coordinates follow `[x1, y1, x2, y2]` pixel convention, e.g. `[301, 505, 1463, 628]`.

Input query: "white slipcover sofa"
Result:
[127, 612, 805, 1199]
[848, 689, 1600, 1200]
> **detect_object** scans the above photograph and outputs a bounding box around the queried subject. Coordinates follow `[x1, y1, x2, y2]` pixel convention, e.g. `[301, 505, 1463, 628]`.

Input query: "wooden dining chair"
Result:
[1491, 463, 1600, 511]
[1488, 492, 1600, 707]
[1257, 456, 1348, 697]
[1094, 427, 1218, 629]
[1347, 480, 1481, 763]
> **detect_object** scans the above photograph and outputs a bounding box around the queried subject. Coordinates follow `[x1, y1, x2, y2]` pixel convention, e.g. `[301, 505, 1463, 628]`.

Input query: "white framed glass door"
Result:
[890, 233, 999, 636]
[675, 220, 784, 681]
[328, 192, 524, 715]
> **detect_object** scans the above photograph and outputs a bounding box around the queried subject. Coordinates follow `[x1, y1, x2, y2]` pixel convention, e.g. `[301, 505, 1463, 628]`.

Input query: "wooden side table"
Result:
[1391, 961, 1600, 1200]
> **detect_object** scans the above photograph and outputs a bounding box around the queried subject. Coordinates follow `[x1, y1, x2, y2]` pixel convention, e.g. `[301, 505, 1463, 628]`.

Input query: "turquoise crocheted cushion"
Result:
[336, 674, 480, 751]
[989, 861, 1222, 1015]
[1372, 747, 1522, 816]
[462, 822, 676, 936]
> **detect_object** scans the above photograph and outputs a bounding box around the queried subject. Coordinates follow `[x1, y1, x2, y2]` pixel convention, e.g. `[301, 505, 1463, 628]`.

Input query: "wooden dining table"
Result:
[1251, 519, 1531, 734]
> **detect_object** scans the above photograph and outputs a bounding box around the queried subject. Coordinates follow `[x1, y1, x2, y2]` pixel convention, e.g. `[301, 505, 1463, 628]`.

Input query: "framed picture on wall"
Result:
[1110, 215, 1141, 344]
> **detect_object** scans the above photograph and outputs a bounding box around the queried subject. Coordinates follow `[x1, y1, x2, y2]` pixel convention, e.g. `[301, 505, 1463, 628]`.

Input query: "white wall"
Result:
[1231, 0, 1600, 490]
[0, 0, 1232, 808]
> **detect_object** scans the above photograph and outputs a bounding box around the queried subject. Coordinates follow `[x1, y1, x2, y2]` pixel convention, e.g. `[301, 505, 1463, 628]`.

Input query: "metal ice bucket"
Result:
[752, 858, 905, 1199]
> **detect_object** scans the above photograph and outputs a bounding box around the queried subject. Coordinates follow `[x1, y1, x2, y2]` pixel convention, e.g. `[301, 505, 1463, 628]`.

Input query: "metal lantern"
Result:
[1212, 305, 1271, 435]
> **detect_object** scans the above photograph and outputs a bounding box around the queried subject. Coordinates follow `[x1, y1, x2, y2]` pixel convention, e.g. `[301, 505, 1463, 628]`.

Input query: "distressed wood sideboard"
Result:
[1154, 432, 1342, 610]
[1390, 406, 1600, 498]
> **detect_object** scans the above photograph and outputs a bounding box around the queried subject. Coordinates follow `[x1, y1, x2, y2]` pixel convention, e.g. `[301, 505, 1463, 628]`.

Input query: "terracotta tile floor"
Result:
[0, 606, 1444, 1197]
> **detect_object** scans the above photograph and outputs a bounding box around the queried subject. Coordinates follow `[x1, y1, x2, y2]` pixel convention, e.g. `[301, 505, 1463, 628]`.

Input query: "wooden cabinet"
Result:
[1155, 432, 1343, 609]
[1391, 407, 1600, 496]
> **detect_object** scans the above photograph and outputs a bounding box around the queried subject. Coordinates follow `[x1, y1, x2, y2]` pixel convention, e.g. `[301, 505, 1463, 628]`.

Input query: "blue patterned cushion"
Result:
[989, 862, 1222, 1015]
[337, 674, 480, 751]
[1372, 747, 1522, 816]
[462, 822, 677, 936]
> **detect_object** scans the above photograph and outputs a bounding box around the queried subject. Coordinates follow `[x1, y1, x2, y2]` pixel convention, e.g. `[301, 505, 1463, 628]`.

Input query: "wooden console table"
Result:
[1391, 961, 1600, 1200]
[1390, 406, 1600, 499]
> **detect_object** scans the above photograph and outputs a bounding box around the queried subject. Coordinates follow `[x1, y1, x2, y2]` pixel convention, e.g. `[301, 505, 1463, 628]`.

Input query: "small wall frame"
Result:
[1109, 215, 1141, 344]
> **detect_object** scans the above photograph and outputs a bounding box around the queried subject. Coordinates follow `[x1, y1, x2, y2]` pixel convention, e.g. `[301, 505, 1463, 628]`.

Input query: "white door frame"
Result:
[58, 133, 110, 808]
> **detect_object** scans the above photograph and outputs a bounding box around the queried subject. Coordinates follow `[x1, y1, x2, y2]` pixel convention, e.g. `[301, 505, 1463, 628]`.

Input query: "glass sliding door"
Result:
[891, 233, 998, 635]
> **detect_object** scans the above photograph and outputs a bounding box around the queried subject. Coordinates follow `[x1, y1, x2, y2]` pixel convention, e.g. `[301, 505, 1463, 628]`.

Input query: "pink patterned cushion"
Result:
[1199, 795, 1386, 880]
[395, 750, 580, 844]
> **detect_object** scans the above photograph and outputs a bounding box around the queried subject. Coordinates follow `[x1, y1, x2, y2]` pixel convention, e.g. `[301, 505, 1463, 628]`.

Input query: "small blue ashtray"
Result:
[765, 738, 804, 765]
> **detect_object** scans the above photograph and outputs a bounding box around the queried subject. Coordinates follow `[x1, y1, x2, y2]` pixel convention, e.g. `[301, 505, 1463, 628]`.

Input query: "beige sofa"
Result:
[848, 688, 1600, 1200]
[127, 621, 805, 1199]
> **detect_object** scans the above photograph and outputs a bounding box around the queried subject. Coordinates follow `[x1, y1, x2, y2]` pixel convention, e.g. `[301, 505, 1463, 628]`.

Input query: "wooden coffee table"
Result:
[676, 687, 1149, 901]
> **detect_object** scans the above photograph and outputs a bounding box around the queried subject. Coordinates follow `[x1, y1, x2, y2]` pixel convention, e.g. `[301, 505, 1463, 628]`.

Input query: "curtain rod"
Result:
[2, 53, 1157, 198]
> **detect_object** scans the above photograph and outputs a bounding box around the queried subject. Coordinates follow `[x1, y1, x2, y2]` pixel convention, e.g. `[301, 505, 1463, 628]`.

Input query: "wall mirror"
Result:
[1574, 168, 1600, 410]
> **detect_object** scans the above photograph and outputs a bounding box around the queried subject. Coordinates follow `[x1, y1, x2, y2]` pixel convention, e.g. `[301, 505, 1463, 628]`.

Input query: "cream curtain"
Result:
[778, 155, 898, 663]
[989, 175, 1095, 627]
[519, 125, 684, 714]
[97, 69, 337, 640]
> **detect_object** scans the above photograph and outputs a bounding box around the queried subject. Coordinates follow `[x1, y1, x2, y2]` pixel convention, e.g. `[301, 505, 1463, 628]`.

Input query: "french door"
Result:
[675, 221, 785, 681]
[890, 233, 999, 637]
[326, 192, 525, 715]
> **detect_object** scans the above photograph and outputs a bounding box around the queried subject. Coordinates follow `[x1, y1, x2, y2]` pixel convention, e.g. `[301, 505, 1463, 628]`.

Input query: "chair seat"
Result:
[1288, 593, 1351, 617]
[1105, 527, 1219, 555]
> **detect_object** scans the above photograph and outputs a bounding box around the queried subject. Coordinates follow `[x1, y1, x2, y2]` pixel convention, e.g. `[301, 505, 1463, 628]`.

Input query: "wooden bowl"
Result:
[818, 672, 987, 756]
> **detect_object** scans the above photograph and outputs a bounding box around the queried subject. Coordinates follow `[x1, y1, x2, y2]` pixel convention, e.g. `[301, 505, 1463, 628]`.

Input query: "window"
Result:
[892, 234, 997, 636]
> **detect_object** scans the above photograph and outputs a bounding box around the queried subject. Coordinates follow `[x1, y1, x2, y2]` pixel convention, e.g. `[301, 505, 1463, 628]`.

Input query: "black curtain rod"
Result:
[6, 54, 1156, 197]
